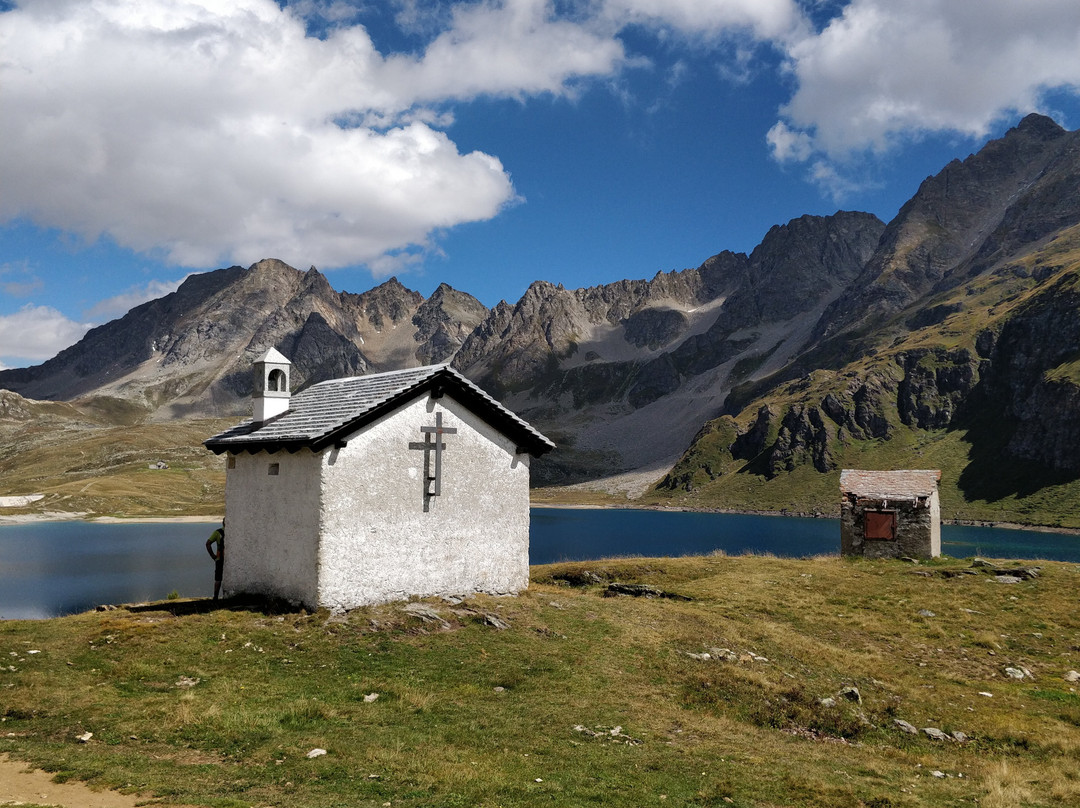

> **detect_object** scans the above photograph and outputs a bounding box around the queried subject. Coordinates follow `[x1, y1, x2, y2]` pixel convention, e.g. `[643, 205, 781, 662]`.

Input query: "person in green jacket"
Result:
[206, 522, 224, 601]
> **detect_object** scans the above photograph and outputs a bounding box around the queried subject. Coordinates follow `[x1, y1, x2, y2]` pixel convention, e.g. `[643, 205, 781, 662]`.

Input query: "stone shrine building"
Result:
[840, 469, 942, 559]
[204, 350, 555, 610]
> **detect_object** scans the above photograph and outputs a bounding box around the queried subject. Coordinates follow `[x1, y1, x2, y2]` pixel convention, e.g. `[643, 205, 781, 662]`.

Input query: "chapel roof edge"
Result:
[205, 362, 555, 458]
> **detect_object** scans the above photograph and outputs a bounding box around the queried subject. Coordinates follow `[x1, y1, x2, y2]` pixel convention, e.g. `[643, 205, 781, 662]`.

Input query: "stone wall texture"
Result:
[840, 491, 941, 559]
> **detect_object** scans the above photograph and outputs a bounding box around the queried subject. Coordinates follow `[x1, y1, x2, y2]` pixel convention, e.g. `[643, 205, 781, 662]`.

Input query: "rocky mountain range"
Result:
[0, 261, 488, 419]
[660, 113, 1080, 511]
[3, 113, 1079, 509]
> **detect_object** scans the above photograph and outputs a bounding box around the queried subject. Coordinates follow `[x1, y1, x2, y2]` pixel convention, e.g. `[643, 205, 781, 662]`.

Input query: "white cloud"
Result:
[0, 0, 818, 278]
[0, 0, 618, 273]
[0, 304, 93, 365]
[381, 0, 626, 102]
[766, 120, 813, 162]
[603, 0, 807, 42]
[85, 276, 192, 320]
[807, 159, 876, 202]
[771, 0, 1080, 164]
[0, 0, 828, 278]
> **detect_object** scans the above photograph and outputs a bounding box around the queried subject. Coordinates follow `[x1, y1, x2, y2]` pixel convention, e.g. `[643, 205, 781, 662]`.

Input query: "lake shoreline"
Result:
[531, 501, 1080, 536]
[5, 509, 1079, 620]
[4, 504, 1079, 537]
[0, 512, 222, 526]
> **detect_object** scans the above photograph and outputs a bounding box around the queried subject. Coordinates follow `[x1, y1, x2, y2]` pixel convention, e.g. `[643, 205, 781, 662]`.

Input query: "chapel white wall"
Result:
[317, 394, 531, 610]
[222, 449, 322, 606]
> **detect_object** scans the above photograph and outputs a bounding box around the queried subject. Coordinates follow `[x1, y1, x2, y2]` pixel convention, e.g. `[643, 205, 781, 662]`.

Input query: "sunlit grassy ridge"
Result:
[643, 421, 1080, 529]
[2, 554, 1079, 807]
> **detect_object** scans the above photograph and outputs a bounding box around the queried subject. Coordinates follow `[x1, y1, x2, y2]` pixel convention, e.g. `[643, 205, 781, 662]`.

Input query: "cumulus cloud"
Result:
[382, 0, 626, 101]
[603, 0, 807, 42]
[771, 0, 1080, 166]
[766, 120, 814, 162]
[0, 0, 815, 277]
[0, 305, 93, 365]
[0, 0, 622, 273]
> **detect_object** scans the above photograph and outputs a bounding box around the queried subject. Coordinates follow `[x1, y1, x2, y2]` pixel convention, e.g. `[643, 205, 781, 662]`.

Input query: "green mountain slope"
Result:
[648, 225, 1080, 528]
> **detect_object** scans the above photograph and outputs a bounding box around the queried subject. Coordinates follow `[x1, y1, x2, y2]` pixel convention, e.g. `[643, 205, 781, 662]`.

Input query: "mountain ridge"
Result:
[3, 113, 1080, 520]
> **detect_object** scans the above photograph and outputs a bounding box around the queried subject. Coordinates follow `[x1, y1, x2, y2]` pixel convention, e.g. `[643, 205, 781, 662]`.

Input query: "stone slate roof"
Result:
[840, 469, 941, 499]
[205, 364, 555, 457]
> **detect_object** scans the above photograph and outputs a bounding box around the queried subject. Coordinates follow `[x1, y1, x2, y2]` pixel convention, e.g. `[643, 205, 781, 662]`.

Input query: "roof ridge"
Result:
[206, 362, 554, 457]
[310, 364, 447, 387]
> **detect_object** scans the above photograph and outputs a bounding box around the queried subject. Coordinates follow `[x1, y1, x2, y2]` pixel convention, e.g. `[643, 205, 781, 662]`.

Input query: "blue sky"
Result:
[2, 0, 1080, 369]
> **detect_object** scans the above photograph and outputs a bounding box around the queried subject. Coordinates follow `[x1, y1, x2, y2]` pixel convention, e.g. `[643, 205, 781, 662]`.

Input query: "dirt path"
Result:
[0, 754, 145, 807]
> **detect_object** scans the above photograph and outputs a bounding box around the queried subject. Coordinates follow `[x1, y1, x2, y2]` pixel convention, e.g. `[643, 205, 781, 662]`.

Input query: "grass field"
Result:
[2, 554, 1079, 807]
[0, 417, 232, 519]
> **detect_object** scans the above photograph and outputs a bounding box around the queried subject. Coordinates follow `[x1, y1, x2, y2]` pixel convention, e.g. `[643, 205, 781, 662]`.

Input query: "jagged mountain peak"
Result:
[5, 116, 1080, 504]
[754, 210, 882, 249]
[811, 115, 1080, 347]
[249, 257, 297, 274]
[0, 260, 477, 418]
[350, 276, 424, 330]
[1012, 112, 1068, 141]
[413, 284, 489, 365]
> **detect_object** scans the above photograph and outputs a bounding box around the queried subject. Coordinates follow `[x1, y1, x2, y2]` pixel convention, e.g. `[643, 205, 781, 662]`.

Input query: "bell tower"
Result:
[253, 347, 292, 423]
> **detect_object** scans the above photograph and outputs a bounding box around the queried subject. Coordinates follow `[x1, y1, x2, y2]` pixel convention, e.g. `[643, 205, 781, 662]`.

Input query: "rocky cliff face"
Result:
[413, 283, 491, 365]
[663, 116, 1080, 499]
[452, 254, 743, 389]
[813, 116, 1077, 345]
[449, 212, 884, 483]
[0, 260, 487, 419]
[971, 267, 1080, 471]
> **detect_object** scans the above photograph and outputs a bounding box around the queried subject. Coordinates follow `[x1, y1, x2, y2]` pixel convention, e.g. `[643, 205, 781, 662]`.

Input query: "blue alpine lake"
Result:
[1, 509, 1077, 619]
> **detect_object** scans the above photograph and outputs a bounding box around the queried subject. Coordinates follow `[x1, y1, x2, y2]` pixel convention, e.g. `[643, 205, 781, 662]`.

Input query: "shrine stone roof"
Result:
[205, 364, 555, 457]
[840, 469, 942, 499]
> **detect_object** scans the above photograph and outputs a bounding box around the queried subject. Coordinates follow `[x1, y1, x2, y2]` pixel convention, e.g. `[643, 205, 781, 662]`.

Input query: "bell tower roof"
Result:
[257, 347, 291, 365]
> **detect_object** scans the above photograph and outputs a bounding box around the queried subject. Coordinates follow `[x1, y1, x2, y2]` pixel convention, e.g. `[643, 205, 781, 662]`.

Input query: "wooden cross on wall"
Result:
[409, 411, 457, 501]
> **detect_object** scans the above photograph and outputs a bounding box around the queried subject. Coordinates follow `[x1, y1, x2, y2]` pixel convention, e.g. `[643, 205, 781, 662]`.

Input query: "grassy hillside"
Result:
[2, 554, 1079, 807]
[0, 406, 232, 518]
[641, 419, 1080, 529]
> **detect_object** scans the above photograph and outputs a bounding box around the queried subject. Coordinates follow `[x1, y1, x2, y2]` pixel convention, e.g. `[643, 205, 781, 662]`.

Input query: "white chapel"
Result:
[204, 349, 555, 611]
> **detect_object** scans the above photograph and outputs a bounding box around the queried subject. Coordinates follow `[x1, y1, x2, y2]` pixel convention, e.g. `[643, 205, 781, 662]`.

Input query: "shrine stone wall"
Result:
[840, 492, 941, 559]
[316, 393, 531, 610]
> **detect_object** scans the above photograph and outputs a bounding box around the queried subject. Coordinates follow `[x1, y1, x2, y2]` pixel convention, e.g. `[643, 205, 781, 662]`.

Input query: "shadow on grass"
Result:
[124, 594, 300, 616]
